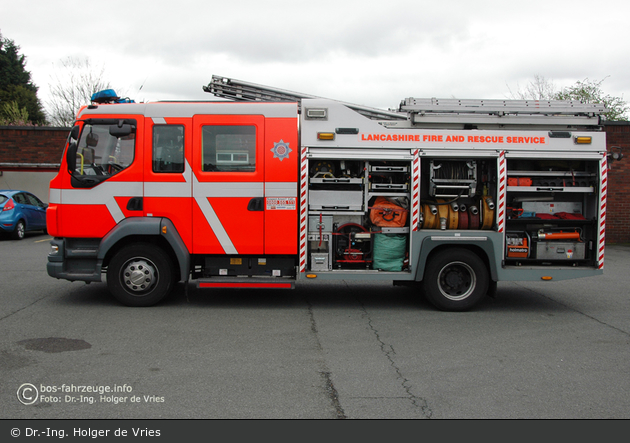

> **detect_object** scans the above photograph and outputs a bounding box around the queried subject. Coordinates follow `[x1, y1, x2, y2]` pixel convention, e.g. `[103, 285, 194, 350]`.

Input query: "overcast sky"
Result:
[2, 0, 630, 115]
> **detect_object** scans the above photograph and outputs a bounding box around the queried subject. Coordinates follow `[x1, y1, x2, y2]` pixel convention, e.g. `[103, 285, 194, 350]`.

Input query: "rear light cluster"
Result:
[3, 199, 14, 211]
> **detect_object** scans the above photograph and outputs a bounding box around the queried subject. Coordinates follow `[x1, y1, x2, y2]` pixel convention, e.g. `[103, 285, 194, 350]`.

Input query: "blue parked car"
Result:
[0, 190, 48, 240]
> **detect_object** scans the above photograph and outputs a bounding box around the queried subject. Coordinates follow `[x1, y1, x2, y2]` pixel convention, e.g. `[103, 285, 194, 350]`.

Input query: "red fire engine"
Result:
[46, 76, 610, 311]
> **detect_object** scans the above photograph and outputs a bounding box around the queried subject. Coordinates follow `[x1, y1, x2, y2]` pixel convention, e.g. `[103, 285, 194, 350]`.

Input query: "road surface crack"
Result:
[359, 302, 433, 419]
[307, 298, 347, 419]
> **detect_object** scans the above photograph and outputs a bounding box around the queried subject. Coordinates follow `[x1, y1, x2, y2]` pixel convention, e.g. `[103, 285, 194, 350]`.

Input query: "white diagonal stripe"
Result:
[106, 197, 125, 223]
[194, 196, 237, 254]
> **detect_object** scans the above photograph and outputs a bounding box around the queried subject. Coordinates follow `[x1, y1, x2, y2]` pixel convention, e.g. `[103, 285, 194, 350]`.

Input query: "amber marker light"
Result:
[541, 276, 553, 280]
[306, 274, 318, 279]
[317, 132, 335, 140]
[574, 136, 592, 144]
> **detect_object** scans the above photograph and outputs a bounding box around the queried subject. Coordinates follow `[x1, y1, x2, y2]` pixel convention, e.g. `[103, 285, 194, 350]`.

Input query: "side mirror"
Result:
[66, 142, 77, 173]
[70, 125, 80, 141]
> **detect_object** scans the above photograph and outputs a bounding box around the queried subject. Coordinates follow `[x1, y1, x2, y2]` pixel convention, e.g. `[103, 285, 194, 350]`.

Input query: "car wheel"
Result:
[422, 248, 489, 311]
[12, 220, 26, 240]
[107, 243, 174, 307]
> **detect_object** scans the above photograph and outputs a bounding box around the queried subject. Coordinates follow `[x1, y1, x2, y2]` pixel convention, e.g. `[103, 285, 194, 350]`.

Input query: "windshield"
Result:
[74, 122, 135, 177]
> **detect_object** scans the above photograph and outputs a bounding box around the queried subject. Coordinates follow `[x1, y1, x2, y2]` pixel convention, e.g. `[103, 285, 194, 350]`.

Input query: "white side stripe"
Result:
[55, 182, 143, 205]
[144, 160, 192, 197]
[48, 188, 61, 204]
[144, 181, 191, 197]
[193, 181, 264, 198]
[265, 182, 298, 197]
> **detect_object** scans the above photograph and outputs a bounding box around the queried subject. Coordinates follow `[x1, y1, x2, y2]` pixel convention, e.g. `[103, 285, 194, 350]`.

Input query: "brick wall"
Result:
[0, 126, 69, 169]
[604, 122, 630, 244]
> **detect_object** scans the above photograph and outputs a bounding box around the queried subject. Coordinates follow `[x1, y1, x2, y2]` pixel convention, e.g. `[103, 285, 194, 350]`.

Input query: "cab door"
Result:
[192, 115, 265, 255]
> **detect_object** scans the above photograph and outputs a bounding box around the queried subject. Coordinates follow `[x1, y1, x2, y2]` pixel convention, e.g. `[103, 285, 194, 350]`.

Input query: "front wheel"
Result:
[422, 248, 489, 311]
[107, 243, 174, 307]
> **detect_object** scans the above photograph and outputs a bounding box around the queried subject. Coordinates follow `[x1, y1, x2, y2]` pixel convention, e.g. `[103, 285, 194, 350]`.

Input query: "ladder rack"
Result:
[400, 97, 606, 116]
[398, 97, 607, 127]
[203, 76, 607, 128]
[204, 75, 406, 121]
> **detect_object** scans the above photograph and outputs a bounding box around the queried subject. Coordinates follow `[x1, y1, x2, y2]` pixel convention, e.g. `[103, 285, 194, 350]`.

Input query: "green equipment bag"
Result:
[372, 234, 406, 271]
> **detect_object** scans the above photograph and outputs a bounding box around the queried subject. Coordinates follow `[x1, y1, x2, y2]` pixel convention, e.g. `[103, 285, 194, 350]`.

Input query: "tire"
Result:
[422, 248, 489, 311]
[107, 243, 174, 307]
[12, 220, 25, 240]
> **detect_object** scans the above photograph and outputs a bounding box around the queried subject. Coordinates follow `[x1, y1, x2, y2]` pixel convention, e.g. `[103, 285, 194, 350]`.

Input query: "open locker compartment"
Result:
[504, 158, 600, 266]
[418, 155, 498, 231]
[306, 156, 412, 272]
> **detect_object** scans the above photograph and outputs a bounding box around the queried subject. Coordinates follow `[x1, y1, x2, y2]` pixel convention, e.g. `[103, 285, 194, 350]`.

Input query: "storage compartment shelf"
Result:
[310, 177, 364, 185]
[508, 171, 595, 177]
[507, 186, 594, 193]
[506, 218, 596, 226]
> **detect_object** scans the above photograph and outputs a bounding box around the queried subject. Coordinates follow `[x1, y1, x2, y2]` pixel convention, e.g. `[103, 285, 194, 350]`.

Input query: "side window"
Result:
[153, 125, 185, 173]
[25, 193, 45, 208]
[202, 125, 256, 172]
[13, 193, 27, 205]
[76, 122, 136, 177]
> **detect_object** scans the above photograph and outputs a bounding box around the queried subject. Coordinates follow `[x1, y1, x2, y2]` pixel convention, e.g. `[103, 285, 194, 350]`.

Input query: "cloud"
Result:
[2, 0, 630, 112]
[110, 2, 471, 66]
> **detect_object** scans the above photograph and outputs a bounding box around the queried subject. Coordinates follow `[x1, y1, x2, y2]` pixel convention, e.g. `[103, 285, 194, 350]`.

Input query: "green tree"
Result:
[0, 31, 47, 124]
[0, 100, 30, 126]
[508, 75, 628, 121]
[555, 77, 628, 121]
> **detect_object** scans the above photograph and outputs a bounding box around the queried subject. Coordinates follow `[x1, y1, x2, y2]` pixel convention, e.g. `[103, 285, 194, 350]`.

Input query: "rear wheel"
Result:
[422, 248, 489, 311]
[12, 220, 25, 240]
[107, 243, 174, 307]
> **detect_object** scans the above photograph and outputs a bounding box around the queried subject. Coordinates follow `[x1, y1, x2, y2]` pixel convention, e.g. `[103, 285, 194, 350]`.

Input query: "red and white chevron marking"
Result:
[299, 147, 308, 273]
[497, 151, 506, 234]
[411, 150, 421, 231]
[598, 153, 607, 269]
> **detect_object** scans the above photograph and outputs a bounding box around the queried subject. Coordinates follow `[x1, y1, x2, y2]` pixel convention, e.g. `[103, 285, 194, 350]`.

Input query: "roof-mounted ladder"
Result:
[204, 75, 406, 121]
[203, 75, 607, 128]
[399, 97, 607, 127]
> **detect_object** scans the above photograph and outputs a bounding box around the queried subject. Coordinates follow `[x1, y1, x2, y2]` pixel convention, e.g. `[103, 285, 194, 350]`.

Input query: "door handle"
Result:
[247, 197, 265, 211]
[126, 197, 143, 211]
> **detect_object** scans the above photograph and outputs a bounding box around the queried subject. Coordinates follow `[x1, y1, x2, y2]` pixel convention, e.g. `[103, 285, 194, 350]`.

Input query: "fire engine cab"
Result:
[46, 76, 609, 311]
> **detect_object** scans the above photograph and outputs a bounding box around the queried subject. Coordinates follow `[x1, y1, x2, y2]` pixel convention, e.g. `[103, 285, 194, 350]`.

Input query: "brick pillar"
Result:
[605, 122, 630, 244]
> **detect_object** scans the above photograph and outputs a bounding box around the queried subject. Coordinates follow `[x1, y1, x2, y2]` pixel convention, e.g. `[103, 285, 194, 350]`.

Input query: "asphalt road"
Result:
[1, 232, 629, 419]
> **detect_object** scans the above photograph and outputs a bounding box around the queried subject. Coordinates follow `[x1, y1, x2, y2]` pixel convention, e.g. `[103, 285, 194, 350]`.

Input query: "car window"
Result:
[0, 195, 7, 204]
[13, 193, 27, 205]
[25, 193, 45, 208]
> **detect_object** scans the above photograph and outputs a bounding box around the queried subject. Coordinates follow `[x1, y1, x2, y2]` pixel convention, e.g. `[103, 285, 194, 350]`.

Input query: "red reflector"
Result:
[3, 199, 15, 211]
[199, 282, 293, 289]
